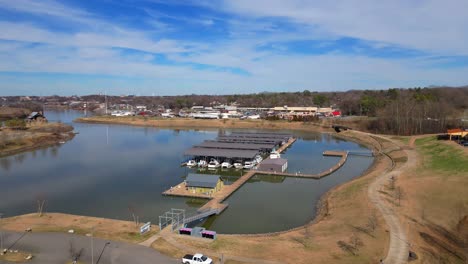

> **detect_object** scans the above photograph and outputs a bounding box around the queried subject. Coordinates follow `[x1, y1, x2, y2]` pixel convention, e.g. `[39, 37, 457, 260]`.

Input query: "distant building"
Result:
[135, 105, 147, 111]
[272, 106, 318, 116]
[185, 173, 224, 195]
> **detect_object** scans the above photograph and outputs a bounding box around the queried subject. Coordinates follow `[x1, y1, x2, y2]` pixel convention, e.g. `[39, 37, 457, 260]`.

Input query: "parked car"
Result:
[182, 253, 213, 264]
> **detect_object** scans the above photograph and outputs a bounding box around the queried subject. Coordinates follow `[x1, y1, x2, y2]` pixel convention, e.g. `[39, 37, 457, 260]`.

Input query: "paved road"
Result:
[0, 231, 179, 264]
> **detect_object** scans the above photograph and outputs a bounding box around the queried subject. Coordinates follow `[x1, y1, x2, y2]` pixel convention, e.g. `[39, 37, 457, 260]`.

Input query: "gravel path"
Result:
[355, 132, 412, 264]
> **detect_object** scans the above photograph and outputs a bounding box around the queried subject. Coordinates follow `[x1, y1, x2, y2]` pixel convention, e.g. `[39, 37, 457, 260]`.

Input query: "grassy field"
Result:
[1, 213, 158, 244]
[0, 251, 31, 263]
[397, 136, 468, 263]
[416, 137, 468, 172]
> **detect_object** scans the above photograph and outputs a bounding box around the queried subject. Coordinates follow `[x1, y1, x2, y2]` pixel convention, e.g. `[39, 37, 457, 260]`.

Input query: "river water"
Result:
[0, 110, 373, 234]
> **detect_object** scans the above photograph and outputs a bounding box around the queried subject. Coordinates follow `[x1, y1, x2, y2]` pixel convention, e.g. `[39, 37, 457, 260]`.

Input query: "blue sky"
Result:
[0, 0, 467, 96]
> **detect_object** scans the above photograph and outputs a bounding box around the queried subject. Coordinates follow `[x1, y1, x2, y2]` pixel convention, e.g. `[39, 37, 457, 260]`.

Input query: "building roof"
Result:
[26, 112, 43, 119]
[272, 106, 318, 112]
[216, 136, 282, 144]
[184, 147, 259, 159]
[194, 141, 275, 150]
[186, 173, 221, 188]
[229, 132, 291, 139]
[260, 158, 288, 166]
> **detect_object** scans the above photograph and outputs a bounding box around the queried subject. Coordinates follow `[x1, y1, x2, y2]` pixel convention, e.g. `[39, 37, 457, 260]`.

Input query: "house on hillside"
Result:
[185, 173, 224, 195]
[25, 111, 47, 123]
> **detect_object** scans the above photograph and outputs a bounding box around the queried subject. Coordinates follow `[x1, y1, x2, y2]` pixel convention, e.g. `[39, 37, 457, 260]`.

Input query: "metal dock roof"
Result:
[216, 136, 282, 144]
[230, 131, 292, 136]
[184, 147, 259, 159]
[194, 140, 276, 150]
[186, 173, 221, 188]
[228, 132, 291, 139]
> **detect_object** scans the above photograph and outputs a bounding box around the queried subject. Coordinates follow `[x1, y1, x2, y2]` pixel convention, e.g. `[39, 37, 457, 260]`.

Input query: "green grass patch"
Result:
[416, 137, 468, 173]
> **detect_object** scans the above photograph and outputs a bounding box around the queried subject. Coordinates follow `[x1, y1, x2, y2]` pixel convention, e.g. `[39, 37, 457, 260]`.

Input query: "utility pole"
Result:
[105, 92, 108, 115]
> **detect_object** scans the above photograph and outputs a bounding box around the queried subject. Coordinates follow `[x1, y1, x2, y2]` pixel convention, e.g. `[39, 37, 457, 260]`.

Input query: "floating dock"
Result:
[165, 150, 348, 215]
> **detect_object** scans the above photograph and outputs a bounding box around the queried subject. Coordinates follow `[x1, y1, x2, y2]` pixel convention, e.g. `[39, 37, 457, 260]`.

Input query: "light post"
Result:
[90, 227, 95, 264]
[0, 213, 3, 253]
[96, 242, 110, 264]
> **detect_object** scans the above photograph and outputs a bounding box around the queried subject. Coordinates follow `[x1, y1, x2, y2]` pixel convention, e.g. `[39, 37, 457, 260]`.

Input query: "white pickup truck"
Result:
[182, 253, 213, 264]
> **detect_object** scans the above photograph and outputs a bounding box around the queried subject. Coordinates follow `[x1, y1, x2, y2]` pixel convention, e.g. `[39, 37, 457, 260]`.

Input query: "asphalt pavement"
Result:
[0, 230, 179, 264]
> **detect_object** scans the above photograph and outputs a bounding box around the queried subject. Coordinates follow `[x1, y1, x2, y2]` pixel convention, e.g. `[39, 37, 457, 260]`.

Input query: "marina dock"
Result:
[164, 148, 349, 214]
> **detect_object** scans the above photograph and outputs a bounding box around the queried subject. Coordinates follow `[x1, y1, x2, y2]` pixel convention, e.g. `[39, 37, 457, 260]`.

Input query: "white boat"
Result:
[270, 151, 281, 159]
[221, 160, 233, 168]
[198, 160, 208, 168]
[207, 159, 220, 169]
[254, 155, 263, 163]
[233, 161, 243, 169]
[243, 161, 255, 169]
[186, 160, 197, 167]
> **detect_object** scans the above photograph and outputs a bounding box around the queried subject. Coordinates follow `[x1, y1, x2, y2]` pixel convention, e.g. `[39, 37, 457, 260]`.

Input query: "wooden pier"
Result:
[276, 137, 297, 153]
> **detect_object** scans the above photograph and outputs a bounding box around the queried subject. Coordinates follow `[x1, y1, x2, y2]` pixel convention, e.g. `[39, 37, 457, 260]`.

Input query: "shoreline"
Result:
[2, 117, 397, 263]
[75, 116, 333, 133]
[0, 123, 75, 158]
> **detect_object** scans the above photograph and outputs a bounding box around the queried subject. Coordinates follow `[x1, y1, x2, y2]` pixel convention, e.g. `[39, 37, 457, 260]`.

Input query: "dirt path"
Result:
[356, 132, 415, 264]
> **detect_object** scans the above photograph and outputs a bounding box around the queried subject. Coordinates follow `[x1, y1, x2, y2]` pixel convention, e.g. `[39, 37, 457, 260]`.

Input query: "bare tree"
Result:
[395, 186, 403, 206]
[36, 194, 46, 217]
[128, 205, 140, 228]
[349, 232, 363, 250]
[388, 176, 395, 190]
[367, 210, 378, 233]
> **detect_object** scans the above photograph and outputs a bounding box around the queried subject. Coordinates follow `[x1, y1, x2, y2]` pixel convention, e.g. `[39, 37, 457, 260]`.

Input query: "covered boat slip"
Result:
[194, 140, 276, 152]
[224, 132, 291, 141]
[183, 131, 293, 162]
[216, 136, 283, 145]
[184, 147, 259, 160]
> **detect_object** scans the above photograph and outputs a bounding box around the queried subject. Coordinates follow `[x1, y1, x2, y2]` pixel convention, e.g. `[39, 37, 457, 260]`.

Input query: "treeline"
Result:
[3, 86, 468, 135]
[99, 86, 465, 135]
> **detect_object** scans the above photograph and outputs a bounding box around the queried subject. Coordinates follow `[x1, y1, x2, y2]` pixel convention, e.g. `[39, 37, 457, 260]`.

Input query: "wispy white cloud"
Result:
[220, 0, 468, 55]
[0, 0, 467, 95]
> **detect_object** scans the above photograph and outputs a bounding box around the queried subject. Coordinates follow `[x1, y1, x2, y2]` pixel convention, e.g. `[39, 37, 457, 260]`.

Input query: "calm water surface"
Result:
[0, 110, 373, 234]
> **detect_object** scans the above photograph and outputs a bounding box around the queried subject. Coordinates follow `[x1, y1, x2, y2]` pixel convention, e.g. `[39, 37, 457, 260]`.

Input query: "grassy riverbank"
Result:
[396, 136, 468, 263]
[0, 122, 75, 157]
[0, 213, 158, 244]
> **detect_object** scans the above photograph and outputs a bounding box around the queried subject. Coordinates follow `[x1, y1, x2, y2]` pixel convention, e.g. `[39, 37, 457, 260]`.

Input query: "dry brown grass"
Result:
[151, 238, 184, 258]
[0, 251, 32, 262]
[1, 213, 159, 244]
[0, 122, 74, 157]
[396, 136, 468, 264]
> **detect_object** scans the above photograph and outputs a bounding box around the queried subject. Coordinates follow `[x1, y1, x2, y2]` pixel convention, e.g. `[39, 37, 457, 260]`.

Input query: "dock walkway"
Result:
[197, 151, 348, 213]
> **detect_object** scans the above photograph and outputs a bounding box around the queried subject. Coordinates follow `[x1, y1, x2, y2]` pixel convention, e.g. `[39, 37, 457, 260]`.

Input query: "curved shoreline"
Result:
[3, 117, 398, 263]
